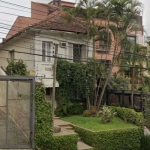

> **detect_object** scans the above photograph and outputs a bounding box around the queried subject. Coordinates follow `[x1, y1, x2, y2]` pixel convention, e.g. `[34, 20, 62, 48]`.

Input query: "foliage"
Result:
[55, 103, 85, 117]
[74, 125, 143, 150]
[83, 106, 98, 117]
[56, 59, 107, 109]
[63, 116, 137, 131]
[141, 135, 150, 150]
[35, 83, 53, 150]
[110, 106, 144, 125]
[49, 134, 78, 150]
[5, 59, 28, 75]
[35, 84, 78, 150]
[143, 95, 150, 129]
[107, 74, 130, 90]
[98, 105, 116, 123]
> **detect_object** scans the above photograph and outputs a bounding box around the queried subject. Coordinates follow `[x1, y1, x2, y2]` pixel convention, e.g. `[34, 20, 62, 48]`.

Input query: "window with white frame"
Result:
[42, 42, 52, 62]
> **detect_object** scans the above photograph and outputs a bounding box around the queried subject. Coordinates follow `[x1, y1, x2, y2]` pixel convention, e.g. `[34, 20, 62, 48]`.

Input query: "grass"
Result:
[62, 116, 138, 131]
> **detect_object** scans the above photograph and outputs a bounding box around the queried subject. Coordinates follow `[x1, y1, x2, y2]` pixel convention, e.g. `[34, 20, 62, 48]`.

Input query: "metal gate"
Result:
[0, 76, 35, 149]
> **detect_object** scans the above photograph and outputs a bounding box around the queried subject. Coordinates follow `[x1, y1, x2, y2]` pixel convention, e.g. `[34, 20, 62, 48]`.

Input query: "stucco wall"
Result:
[34, 31, 93, 84]
[0, 34, 34, 72]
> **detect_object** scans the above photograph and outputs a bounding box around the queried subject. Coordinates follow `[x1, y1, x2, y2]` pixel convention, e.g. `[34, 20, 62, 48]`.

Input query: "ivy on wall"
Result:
[56, 59, 107, 108]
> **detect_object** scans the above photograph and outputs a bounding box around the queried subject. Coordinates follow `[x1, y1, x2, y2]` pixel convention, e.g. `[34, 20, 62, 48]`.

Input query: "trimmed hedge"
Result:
[109, 106, 144, 125]
[141, 135, 150, 150]
[74, 126, 143, 150]
[35, 83, 78, 150]
[35, 83, 53, 150]
[50, 134, 78, 150]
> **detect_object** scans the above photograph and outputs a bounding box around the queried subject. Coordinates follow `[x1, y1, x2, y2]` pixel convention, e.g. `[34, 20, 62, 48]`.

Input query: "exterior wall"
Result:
[0, 33, 34, 72]
[94, 18, 144, 74]
[34, 30, 93, 86]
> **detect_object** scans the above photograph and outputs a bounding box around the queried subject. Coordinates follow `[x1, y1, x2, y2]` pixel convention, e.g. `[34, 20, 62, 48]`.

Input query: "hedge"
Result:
[35, 83, 53, 150]
[50, 134, 78, 150]
[74, 126, 143, 150]
[109, 106, 144, 125]
[141, 135, 150, 150]
[35, 83, 78, 150]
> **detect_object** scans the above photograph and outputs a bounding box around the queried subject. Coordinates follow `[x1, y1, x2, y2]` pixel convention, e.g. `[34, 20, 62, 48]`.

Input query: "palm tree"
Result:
[118, 43, 149, 107]
[97, 0, 143, 109]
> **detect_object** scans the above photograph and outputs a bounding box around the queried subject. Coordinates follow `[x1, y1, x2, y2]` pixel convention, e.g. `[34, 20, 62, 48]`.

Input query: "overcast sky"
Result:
[0, 0, 150, 42]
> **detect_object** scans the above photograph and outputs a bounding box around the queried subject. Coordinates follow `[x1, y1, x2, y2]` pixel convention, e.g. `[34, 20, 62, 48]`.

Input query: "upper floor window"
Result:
[42, 42, 52, 62]
[95, 30, 111, 52]
[9, 50, 15, 60]
[73, 44, 82, 62]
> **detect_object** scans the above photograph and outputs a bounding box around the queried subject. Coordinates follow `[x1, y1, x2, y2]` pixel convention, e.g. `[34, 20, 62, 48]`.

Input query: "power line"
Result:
[0, 24, 118, 55]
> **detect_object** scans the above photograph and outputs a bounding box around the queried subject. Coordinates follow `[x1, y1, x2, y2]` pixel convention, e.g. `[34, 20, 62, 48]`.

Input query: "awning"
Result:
[41, 78, 59, 87]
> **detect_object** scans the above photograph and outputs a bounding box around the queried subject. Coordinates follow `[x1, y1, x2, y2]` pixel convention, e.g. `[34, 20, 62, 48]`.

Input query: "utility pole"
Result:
[52, 43, 58, 128]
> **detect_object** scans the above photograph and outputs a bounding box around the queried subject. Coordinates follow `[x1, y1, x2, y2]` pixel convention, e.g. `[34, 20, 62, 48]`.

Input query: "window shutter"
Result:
[68, 43, 73, 62]
[42, 42, 46, 62]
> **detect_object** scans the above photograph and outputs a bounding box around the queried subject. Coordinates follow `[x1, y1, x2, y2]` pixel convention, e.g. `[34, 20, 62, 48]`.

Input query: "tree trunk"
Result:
[131, 67, 135, 108]
[97, 35, 119, 109]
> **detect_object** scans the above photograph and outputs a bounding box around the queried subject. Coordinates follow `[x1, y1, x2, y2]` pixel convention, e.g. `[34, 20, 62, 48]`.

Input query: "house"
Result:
[0, 1, 93, 99]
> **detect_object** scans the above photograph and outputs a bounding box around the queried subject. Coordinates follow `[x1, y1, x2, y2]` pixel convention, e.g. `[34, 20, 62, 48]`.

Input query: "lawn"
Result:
[62, 116, 138, 131]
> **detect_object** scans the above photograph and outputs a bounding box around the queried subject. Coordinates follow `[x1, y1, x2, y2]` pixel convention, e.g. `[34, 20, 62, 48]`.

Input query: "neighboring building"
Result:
[0, 2, 93, 99]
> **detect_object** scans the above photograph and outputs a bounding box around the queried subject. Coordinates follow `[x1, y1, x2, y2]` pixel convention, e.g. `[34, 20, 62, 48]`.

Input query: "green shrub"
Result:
[35, 83, 53, 149]
[50, 134, 78, 150]
[68, 103, 84, 115]
[55, 103, 84, 117]
[110, 106, 144, 125]
[6, 59, 28, 75]
[83, 106, 98, 117]
[98, 105, 116, 123]
[74, 126, 143, 150]
[141, 135, 150, 150]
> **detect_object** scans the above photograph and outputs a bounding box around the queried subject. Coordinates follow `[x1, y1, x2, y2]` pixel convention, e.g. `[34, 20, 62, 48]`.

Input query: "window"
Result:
[99, 59, 111, 68]
[73, 44, 82, 62]
[95, 30, 111, 52]
[42, 42, 52, 62]
[126, 36, 136, 51]
[9, 50, 15, 60]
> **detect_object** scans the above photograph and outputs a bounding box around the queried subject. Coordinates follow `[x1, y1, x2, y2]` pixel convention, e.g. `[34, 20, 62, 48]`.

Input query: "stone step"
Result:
[77, 141, 93, 150]
[78, 137, 82, 142]
[54, 116, 60, 119]
[65, 126, 74, 130]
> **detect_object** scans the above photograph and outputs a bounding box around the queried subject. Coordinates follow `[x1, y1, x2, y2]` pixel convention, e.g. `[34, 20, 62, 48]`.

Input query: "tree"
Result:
[5, 59, 28, 75]
[97, 0, 143, 109]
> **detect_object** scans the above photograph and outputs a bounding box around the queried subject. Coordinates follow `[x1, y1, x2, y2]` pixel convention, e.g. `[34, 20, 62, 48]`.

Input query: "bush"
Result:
[74, 126, 143, 150]
[110, 106, 144, 125]
[98, 105, 116, 123]
[35, 84, 53, 149]
[83, 106, 98, 117]
[141, 135, 150, 150]
[6, 59, 28, 75]
[50, 134, 78, 150]
[55, 103, 84, 117]
[35, 84, 78, 150]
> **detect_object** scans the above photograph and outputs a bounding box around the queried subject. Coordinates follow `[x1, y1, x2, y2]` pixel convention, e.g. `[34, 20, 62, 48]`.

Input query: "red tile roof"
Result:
[34, 10, 86, 33]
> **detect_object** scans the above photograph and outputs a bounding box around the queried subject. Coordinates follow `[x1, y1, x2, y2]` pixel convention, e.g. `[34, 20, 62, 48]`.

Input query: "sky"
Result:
[0, 0, 150, 42]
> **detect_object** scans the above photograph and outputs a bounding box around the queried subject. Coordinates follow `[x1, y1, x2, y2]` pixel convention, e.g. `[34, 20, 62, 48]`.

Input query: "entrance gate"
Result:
[0, 76, 35, 149]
